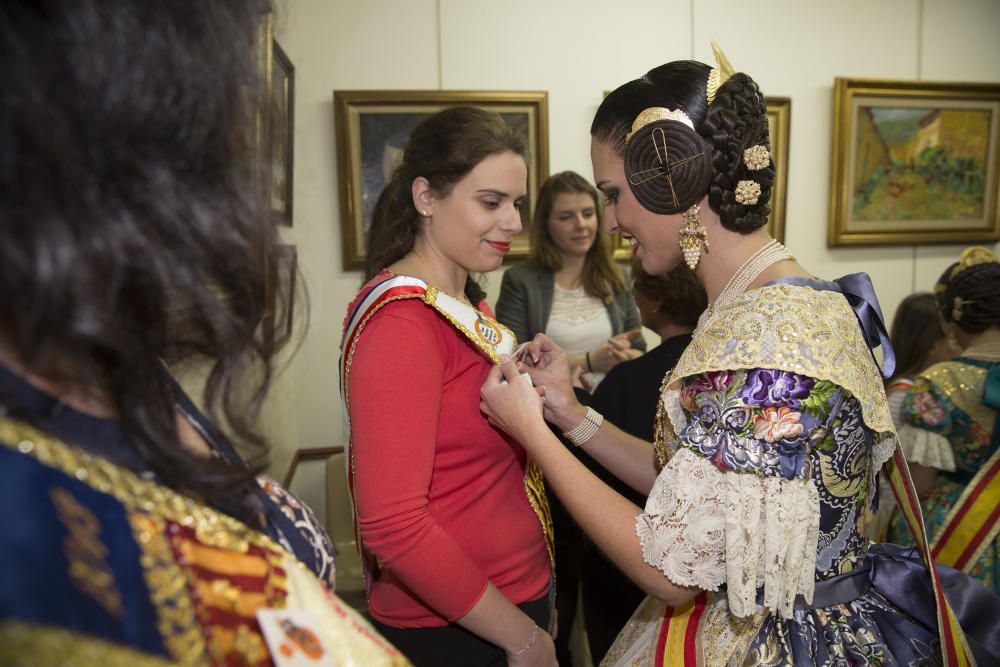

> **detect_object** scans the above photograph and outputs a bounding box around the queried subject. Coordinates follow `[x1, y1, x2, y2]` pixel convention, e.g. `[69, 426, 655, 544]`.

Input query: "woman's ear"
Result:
[412, 176, 434, 218]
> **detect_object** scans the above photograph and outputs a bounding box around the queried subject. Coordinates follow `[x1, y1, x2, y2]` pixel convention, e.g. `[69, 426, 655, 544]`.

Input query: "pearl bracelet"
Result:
[563, 407, 603, 447]
[508, 625, 539, 656]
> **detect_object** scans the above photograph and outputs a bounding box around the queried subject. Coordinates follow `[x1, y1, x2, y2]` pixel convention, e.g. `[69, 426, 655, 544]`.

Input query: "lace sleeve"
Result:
[638, 369, 827, 619]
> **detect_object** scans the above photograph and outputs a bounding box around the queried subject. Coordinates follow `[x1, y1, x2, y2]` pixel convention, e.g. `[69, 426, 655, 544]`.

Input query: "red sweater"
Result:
[346, 296, 551, 627]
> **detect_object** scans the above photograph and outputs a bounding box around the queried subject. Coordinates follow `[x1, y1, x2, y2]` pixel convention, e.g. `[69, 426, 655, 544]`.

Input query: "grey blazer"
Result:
[494, 262, 646, 351]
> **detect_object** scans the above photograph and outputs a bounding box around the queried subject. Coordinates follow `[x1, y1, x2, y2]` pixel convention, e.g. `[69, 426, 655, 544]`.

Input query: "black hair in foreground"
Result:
[0, 0, 291, 525]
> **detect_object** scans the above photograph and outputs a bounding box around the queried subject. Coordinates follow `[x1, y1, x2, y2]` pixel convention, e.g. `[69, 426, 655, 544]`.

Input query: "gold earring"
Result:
[678, 204, 708, 270]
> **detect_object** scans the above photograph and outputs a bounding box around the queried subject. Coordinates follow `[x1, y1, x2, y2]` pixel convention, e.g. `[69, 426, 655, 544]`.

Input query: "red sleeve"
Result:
[347, 302, 488, 620]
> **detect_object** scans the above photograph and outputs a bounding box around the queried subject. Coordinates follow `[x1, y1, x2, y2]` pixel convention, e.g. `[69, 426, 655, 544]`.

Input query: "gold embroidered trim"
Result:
[0, 417, 330, 666]
[0, 621, 178, 667]
[129, 514, 208, 666]
[0, 419, 291, 554]
[670, 283, 895, 437]
[920, 361, 993, 433]
[523, 461, 556, 582]
[423, 287, 517, 364]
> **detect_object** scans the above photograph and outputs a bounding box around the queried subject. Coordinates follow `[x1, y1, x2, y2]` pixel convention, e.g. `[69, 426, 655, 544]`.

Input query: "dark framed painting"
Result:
[333, 90, 549, 270]
[269, 40, 294, 226]
[829, 77, 1000, 246]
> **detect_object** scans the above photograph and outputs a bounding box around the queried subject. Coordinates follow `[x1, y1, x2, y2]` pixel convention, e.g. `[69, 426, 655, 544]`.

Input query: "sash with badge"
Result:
[339, 274, 555, 601]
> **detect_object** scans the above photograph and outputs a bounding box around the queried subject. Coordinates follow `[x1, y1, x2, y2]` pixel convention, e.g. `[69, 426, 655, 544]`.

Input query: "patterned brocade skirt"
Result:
[602, 545, 1000, 666]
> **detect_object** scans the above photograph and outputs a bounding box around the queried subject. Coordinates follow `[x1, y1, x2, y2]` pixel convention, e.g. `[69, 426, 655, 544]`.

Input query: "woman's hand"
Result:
[590, 329, 644, 372]
[518, 335, 587, 432]
[480, 355, 547, 446]
[507, 628, 557, 667]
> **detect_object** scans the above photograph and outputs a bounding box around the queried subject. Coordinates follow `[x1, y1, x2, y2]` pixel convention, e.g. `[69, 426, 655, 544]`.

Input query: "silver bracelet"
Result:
[508, 625, 539, 656]
[563, 407, 603, 447]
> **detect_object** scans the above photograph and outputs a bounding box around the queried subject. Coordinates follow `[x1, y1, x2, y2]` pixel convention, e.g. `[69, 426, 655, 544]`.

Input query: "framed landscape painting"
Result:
[333, 91, 549, 270]
[828, 77, 1000, 246]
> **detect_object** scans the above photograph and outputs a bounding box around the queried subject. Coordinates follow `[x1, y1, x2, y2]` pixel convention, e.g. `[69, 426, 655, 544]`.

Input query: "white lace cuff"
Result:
[897, 423, 956, 471]
[637, 448, 727, 593]
[871, 433, 897, 472]
[636, 447, 819, 619]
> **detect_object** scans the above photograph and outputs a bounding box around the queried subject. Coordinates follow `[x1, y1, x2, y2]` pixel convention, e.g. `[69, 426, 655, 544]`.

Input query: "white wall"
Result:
[265, 0, 1000, 477]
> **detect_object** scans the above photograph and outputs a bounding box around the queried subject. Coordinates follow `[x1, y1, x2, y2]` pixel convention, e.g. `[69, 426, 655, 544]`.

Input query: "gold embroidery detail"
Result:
[0, 418, 337, 666]
[195, 579, 267, 617]
[653, 369, 678, 469]
[50, 487, 125, 620]
[128, 513, 208, 666]
[920, 362, 993, 430]
[523, 461, 556, 586]
[671, 283, 895, 437]
[423, 286, 516, 364]
[0, 621, 177, 667]
[177, 539, 268, 577]
[698, 594, 769, 665]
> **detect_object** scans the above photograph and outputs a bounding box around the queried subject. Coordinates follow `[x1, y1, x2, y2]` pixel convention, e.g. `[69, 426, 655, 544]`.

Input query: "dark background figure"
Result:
[579, 262, 706, 662]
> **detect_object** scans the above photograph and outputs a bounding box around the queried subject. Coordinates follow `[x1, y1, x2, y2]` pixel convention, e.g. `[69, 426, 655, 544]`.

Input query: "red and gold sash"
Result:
[652, 593, 707, 666]
[932, 444, 1000, 573]
[886, 447, 977, 667]
[339, 275, 556, 596]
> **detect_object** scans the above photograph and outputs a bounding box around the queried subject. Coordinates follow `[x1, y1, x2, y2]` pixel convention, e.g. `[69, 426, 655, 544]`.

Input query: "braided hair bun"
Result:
[698, 72, 775, 232]
[624, 117, 714, 214]
[936, 247, 1000, 333]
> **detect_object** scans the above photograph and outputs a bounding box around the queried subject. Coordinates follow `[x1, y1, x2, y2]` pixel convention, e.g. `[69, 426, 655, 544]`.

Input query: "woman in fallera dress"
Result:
[480, 45, 1000, 666]
[888, 247, 1000, 596]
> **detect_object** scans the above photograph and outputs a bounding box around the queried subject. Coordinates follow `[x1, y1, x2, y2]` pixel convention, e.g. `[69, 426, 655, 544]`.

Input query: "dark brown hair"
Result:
[0, 0, 284, 523]
[631, 259, 707, 327]
[592, 60, 775, 233]
[529, 171, 626, 301]
[365, 107, 527, 304]
[888, 292, 946, 382]
[935, 250, 1000, 334]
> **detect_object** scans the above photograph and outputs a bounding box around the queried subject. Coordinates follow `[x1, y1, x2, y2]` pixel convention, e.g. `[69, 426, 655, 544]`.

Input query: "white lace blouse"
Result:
[546, 283, 612, 388]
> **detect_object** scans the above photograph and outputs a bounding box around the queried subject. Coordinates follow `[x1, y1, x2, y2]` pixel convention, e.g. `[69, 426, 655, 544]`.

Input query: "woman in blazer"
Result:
[496, 171, 644, 392]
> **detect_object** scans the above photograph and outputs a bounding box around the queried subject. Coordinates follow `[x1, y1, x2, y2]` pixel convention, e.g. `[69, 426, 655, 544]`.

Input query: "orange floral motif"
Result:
[752, 407, 804, 443]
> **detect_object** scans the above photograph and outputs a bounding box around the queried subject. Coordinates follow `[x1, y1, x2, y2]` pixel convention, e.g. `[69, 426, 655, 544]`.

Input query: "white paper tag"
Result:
[499, 372, 533, 387]
[256, 608, 339, 667]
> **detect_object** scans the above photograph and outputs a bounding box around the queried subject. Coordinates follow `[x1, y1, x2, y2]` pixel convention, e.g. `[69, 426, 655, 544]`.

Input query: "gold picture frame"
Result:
[608, 93, 791, 260]
[766, 97, 791, 244]
[829, 77, 1000, 246]
[333, 91, 549, 270]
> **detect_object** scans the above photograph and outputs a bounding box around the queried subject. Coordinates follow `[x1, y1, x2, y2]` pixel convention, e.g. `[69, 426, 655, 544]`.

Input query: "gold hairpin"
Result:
[706, 39, 735, 105]
[625, 107, 695, 142]
[953, 296, 974, 322]
[950, 246, 999, 279]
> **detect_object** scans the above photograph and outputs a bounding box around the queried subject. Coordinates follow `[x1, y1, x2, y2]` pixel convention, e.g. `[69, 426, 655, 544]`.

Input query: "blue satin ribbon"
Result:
[869, 544, 1000, 665]
[773, 274, 896, 379]
[832, 273, 896, 380]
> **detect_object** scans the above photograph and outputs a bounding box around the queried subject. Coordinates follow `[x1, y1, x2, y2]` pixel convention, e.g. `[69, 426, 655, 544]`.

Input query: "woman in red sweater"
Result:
[340, 107, 555, 666]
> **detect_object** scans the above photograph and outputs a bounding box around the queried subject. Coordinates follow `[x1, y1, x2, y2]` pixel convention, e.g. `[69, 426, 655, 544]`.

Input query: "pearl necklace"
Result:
[702, 240, 793, 323]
